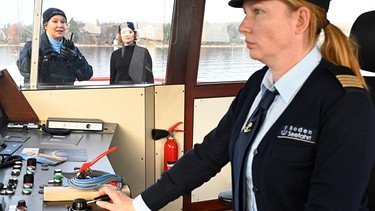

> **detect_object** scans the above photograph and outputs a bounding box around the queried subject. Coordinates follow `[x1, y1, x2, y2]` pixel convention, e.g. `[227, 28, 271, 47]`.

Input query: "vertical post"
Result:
[29, 0, 43, 89]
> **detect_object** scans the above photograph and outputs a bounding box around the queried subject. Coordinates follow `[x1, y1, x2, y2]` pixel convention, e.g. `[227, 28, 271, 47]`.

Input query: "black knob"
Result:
[71, 198, 88, 211]
[23, 173, 34, 184]
[27, 158, 37, 167]
[6, 185, 14, 194]
[17, 199, 27, 208]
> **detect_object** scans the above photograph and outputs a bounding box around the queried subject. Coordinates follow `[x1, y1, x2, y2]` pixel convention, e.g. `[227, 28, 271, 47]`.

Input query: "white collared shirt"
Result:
[245, 46, 322, 211]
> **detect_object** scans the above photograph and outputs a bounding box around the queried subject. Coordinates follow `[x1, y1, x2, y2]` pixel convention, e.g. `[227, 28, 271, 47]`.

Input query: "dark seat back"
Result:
[350, 10, 375, 211]
[350, 10, 375, 105]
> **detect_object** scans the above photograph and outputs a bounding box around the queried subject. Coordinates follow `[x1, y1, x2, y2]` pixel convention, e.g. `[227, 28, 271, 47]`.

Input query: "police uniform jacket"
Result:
[17, 31, 93, 85]
[141, 58, 375, 211]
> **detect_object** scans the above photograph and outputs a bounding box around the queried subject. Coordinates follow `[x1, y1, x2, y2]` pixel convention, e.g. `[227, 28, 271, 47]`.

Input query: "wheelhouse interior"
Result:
[0, 0, 374, 210]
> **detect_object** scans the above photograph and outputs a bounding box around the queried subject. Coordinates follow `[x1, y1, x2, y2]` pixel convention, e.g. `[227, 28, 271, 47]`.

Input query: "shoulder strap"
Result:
[324, 59, 364, 89]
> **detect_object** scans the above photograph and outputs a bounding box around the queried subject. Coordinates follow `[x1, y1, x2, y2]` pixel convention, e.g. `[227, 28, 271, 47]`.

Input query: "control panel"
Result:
[0, 158, 107, 211]
[0, 123, 119, 211]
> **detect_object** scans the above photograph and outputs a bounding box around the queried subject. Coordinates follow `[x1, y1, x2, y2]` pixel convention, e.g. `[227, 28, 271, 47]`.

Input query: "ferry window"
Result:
[0, 0, 173, 88]
[327, 0, 374, 36]
[0, 0, 34, 87]
[198, 0, 375, 83]
[197, 0, 263, 83]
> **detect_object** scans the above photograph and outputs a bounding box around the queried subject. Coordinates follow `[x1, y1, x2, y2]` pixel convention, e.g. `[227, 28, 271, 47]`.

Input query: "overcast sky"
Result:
[0, 0, 374, 28]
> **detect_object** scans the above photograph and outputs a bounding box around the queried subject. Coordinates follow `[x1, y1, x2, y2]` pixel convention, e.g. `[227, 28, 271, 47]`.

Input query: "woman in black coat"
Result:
[110, 22, 154, 85]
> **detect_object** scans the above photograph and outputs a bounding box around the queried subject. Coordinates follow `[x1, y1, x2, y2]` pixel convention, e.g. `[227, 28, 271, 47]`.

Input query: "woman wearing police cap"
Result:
[17, 7, 93, 86]
[109, 22, 154, 85]
[96, 0, 375, 210]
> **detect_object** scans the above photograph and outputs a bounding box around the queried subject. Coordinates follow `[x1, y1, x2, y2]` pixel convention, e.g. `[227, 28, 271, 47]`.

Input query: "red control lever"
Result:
[77, 147, 117, 178]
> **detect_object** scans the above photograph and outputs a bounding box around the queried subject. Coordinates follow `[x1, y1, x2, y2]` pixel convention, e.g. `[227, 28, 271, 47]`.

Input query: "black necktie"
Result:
[232, 88, 278, 211]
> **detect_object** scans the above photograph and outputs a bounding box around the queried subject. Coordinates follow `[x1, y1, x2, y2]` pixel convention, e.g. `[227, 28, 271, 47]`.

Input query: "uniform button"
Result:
[252, 187, 259, 193]
[253, 149, 258, 155]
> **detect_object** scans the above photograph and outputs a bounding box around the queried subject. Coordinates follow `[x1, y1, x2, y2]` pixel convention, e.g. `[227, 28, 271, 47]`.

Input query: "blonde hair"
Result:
[284, 0, 367, 88]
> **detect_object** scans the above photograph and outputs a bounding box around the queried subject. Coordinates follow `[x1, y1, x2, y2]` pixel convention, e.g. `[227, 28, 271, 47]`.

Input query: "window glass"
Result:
[198, 0, 263, 83]
[198, 0, 375, 83]
[0, 0, 173, 88]
[1, 0, 374, 87]
[0, 0, 34, 87]
[327, 0, 374, 36]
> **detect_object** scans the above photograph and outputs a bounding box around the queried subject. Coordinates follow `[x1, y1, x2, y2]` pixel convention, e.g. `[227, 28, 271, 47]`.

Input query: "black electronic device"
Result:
[0, 143, 22, 156]
[46, 117, 104, 131]
[0, 135, 29, 143]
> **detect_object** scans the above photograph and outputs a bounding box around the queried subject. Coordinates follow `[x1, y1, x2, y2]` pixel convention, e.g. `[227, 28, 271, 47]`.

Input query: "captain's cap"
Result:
[228, 0, 330, 12]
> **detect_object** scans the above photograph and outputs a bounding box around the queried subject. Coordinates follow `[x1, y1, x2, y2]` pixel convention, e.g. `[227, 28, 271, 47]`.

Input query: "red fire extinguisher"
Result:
[151, 121, 184, 171]
[164, 121, 184, 171]
[164, 136, 178, 171]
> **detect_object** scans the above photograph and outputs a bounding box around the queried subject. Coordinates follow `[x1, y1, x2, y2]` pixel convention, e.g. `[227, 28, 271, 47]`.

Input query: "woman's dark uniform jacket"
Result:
[140, 58, 375, 210]
[17, 31, 93, 85]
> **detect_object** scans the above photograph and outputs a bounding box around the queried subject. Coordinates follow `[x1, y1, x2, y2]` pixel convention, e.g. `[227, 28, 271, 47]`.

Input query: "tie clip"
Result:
[244, 122, 253, 133]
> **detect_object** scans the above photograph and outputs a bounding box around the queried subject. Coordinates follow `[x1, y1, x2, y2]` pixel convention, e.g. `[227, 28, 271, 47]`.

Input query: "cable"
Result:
[40, 124, 71, 136]
[66, 148, 124, 190]
[0, 155, 22, 168]
[66, 172, 125, 190]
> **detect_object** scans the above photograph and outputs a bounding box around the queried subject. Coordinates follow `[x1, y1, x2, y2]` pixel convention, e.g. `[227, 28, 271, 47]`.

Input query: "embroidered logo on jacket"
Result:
[278, 125, 316, 144]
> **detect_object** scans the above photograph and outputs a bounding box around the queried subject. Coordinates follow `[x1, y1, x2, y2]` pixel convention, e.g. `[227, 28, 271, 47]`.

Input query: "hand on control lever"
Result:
[86, 194, 111, 204]
[96, 186, 136, 211]
[70, 195, 111, 211]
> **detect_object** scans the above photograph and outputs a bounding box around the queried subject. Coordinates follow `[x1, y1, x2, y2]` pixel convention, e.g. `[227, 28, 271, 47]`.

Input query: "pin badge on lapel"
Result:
[244, 122, 253, 133]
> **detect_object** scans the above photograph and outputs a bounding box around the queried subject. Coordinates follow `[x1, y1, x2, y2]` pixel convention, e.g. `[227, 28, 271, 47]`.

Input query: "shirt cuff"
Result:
[132, 195, 152, 211]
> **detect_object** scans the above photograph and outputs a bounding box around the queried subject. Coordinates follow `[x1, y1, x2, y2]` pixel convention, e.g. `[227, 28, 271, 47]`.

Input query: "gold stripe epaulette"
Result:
[336, 74, 364, 88]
